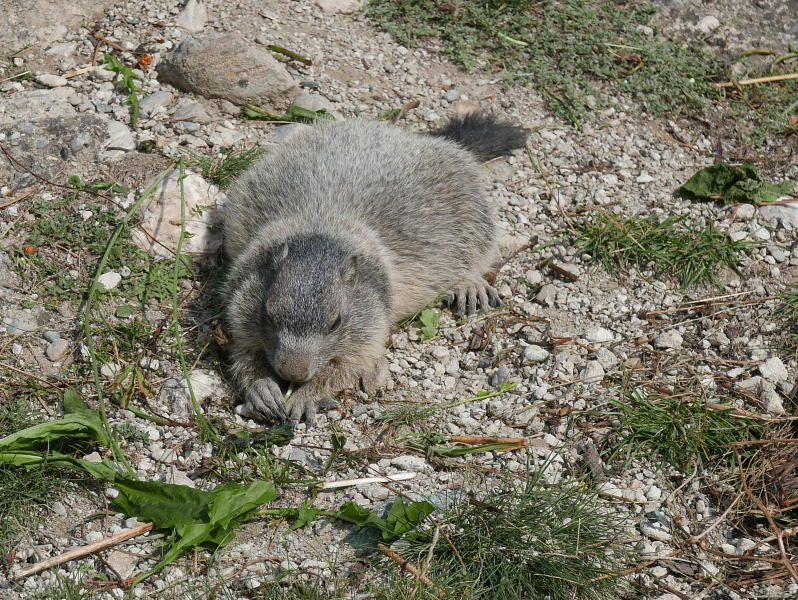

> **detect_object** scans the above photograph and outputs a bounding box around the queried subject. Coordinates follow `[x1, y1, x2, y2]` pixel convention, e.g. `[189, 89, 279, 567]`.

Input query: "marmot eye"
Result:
[328, 314, 342, 333]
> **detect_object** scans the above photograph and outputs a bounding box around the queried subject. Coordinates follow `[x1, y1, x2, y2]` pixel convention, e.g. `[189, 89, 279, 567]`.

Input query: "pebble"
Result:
[640, 522, 673, 542]
[175, 0, 207, 32]
[653, 330, 683, 350]
[696, 15, 721, 33]
[46, 338, 70, 361]
[521, 344, 550, 364]
[581, 360, 605, 382]
[97, 271, 122, 291]
[759, 357, 789, 383]
[584, 326, 615, 343]
[490, 366, 510, 387]
[390, 455, 430, 472]
[444, 89, 461, 102]
[43, 330, 60, 343]
[36, 74, 68, 88]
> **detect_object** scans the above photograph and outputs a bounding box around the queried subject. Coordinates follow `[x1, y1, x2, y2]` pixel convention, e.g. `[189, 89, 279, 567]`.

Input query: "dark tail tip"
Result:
[428, 113, 527, 161]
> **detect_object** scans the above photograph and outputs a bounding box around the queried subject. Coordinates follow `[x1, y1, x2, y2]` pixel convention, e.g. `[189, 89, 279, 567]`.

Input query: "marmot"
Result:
[223, 113, 526, 424]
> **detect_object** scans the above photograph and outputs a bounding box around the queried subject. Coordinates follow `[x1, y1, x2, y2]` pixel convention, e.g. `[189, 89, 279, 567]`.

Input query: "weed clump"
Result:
[369, 0, 721, 125]
[396, 469, 630, 600]
[574, 212, 758, 288]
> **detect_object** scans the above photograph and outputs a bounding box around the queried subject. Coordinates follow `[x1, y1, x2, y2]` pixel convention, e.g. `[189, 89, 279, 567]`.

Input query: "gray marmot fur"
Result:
[223, 114, 526, 424]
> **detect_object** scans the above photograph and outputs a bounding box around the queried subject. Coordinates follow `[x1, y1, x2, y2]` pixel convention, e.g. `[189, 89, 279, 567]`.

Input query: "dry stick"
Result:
[0, 185, 37, 209]
[12, 523, 154, 579]
[737, 458, 798, 585]
[716, 73, 798, 88]
[376, 543, 434, 587]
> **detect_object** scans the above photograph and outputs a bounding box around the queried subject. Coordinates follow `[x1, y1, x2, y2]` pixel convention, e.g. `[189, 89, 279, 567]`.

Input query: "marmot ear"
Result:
[271, 242, 289, 267]
[340, 254, 358, 284]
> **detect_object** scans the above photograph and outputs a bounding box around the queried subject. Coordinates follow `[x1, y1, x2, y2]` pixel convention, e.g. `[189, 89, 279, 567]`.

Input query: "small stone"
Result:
[85, 531, 104, 543]
[139, 91, 174, 115]
[653, 330, 683, 350]
[524, 269, 543, 285]
[175, 0, 207, 32]
[645, 485, 662, 501]
[315, 0, 364, 13]
[269, 123, 311, 143]
[83, 451, 103, 463]
[640, 522, 672, 542]
[735, 203, 756, 221]
[636, 172, 653, 183]
[46, 338, 70, 362]
[11, 343, 22, 355]
[429, 346, 449, 360]
[291, 93, 335, 114]
[535, 283, 558, 306]
[766, 245, 786, 262]
[581, 360, 605, 382]
[490, 366, 510, 388]
[444, 89, 460, 102]
[52, 501, 67, 516]
[759, 357, 788, 383]
[36, 74, 68, 88]
[585, 326, 614, 343]
[99, 121, 136, 161]
[390, 454, 431, 472]
[696, 15, 721, 33]
[521, 344, 550, 364]
[43, 330, 60, 343]
[97, 271, 122, 291]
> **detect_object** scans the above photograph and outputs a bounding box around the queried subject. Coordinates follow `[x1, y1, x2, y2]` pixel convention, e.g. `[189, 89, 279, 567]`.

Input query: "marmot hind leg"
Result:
[447, 276, 501, 315]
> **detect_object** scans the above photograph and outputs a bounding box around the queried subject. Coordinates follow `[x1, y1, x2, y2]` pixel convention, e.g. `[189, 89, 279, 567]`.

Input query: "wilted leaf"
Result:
[680, 163, 794, 204]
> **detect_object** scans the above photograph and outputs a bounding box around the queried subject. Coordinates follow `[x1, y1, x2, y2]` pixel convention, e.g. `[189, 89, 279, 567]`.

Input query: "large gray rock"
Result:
[156, 35, 300, 107]
[0, 0, 115, 58]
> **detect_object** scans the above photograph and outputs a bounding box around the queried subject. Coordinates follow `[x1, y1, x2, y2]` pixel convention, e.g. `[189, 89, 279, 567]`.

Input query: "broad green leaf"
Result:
[111, 479, 276, 573]
[419, 308, 440, 341]
[680, 163, 795, 204]
[385, 497, 436, 539]
[0, 390, 109, 451]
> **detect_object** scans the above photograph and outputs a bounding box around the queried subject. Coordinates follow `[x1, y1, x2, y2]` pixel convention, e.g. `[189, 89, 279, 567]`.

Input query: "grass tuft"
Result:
[574, 212, 758, 288]
[368, 0, 721, 126]
[395, 467, 630, 600]
[188, 146, 263, 189]
[605, 382, 762, 471]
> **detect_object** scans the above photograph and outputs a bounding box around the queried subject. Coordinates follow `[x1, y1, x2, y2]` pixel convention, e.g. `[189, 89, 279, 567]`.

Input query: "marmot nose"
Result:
[276, 359, 312, 383]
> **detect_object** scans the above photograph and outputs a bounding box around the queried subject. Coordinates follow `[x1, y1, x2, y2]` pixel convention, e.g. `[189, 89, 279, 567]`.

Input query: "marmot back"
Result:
[223, 114, 526, 424]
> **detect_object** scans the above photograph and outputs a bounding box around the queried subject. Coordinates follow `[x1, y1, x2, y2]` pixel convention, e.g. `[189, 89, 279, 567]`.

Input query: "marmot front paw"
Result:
[235, 376, 287, 422]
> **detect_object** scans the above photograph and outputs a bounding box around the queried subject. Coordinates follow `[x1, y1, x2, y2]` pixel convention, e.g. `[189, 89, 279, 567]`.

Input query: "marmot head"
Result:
[227, 233, 390, 382]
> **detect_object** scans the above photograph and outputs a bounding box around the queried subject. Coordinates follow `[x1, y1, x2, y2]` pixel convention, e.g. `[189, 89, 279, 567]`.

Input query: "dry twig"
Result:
[13, 523, 154, 579]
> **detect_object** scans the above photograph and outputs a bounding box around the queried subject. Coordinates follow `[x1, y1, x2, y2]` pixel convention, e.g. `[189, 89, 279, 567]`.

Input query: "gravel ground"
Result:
[0, 1, 796, 599]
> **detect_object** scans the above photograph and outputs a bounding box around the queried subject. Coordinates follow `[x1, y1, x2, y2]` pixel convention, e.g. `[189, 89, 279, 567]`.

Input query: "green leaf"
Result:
[680, 163, 795, 204]
[111, 479, 277, 573]
[419, 308, 440, 341]
[0, 450, 121, 481]
[115, 305, 137, 318]
[384, 497, 436, 539]
[336, 501, 389, 532]
[0, 390, 110, 451]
